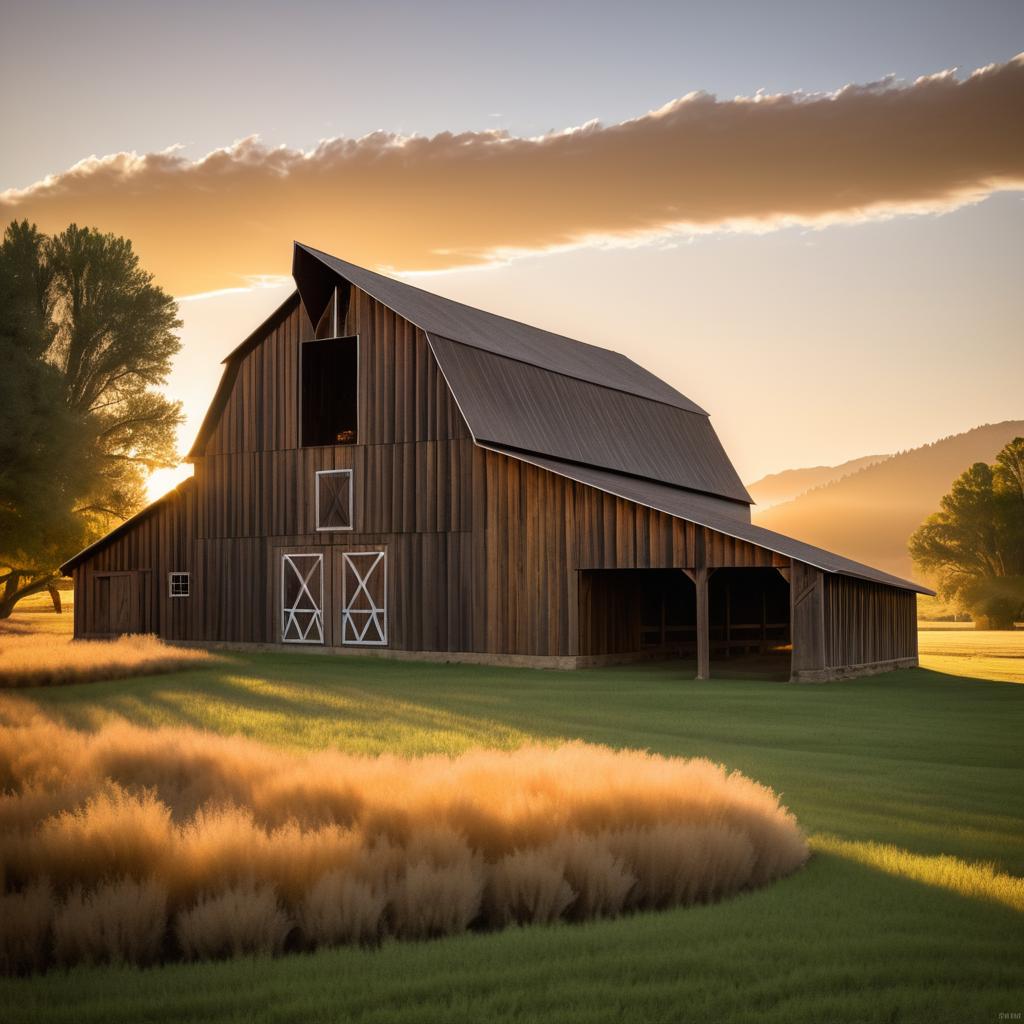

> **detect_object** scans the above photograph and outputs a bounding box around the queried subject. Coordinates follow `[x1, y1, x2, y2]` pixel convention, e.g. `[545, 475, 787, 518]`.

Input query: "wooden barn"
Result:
[61, 243, 930, 680]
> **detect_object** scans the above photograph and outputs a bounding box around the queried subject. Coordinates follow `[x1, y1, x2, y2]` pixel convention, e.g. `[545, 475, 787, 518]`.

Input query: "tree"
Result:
[0, 221, 182, 618]
[910, 438, 1024, 629]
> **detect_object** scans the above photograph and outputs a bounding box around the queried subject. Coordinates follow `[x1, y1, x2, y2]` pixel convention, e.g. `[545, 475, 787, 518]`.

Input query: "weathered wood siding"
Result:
[822, 574, 918, 668]
[71, 286, 917, 675]
[73, 484, 196, 640]
[472, 448, 787, 657]
[201, 290, 467, 458]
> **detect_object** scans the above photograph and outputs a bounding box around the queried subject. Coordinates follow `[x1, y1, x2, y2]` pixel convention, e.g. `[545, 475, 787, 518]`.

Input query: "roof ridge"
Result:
[293, 243, 706, 414]
[296, 244, 628, 360]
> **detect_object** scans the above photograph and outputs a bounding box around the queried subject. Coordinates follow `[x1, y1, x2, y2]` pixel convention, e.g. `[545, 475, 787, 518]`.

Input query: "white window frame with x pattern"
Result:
[280, 553, 324, 644]
[341, 550, 388, 646]
[315, 468, 353, 532]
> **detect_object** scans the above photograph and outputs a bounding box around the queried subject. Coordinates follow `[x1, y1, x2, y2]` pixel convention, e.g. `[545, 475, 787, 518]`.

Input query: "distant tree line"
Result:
[0, 221, 182, 618]
[910, 438, 1024, 629]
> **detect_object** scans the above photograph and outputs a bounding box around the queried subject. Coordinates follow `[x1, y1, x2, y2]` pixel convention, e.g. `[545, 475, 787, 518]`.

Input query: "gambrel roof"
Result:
[292, 244, 752, 506]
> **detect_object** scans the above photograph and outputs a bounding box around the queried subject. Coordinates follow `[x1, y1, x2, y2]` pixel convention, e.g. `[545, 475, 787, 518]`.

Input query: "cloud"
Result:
[3, 56, 1023, 295]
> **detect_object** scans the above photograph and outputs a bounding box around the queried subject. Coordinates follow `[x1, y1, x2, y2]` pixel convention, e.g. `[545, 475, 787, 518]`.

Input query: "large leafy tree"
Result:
[910, 438, 1024, 629]
[0, 221, 182, 618]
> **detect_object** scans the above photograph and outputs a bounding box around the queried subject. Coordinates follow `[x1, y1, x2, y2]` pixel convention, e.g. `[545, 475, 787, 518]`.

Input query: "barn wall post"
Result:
[694, 528, 710, 680]
[694, 568, 710, 679]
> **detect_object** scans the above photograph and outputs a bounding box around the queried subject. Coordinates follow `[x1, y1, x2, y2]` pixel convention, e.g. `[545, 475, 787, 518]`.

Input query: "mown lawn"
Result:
[2, 621, 1022, 1023]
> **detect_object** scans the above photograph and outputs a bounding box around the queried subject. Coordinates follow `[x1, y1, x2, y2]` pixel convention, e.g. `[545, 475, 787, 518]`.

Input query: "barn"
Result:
[61, 243, 930, 680]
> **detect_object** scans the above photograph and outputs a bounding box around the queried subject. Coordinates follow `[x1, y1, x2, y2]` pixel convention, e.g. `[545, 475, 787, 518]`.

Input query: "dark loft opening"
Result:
[301, 336, 358, 447]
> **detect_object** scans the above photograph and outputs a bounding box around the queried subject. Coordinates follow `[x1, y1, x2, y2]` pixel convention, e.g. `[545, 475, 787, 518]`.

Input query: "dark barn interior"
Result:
[579, 567, 791, 677]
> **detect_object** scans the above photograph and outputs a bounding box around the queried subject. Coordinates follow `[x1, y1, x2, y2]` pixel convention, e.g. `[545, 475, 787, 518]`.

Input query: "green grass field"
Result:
[2, 604, 1022, 1023]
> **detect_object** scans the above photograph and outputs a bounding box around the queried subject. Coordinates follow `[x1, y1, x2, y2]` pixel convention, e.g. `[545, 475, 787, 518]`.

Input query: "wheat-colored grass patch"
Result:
[0, 632, 217, 689]
[0, 714, 809, 972]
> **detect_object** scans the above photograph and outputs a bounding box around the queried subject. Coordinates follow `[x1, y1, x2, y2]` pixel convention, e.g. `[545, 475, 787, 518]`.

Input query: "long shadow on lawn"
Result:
[8, 653, 1024, 870]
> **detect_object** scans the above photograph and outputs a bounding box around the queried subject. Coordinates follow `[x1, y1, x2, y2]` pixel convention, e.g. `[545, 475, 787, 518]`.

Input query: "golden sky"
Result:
[2, 5, 1021, 501]
[3, 56, 1022, 295]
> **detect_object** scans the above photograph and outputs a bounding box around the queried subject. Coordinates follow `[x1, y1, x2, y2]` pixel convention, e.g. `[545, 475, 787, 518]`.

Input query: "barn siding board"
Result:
[822, 575, 918, 669]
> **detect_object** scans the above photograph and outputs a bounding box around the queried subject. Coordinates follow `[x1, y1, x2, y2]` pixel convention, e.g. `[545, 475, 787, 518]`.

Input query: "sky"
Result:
[2, 0, 1022, 498]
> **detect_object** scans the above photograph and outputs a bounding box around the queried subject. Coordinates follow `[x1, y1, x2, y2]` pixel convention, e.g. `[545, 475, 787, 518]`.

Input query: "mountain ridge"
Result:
[748, 454, 890, 509]
[748, 421, 1024, 579]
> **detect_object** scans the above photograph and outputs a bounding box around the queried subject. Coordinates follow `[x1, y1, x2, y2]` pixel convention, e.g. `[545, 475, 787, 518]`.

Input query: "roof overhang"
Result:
[480, 444, 934, 595]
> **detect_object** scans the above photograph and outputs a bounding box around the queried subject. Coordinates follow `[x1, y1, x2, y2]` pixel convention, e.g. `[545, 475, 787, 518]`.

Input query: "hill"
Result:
[751, 421, 1024, 580]
[747, 455, 889, 509]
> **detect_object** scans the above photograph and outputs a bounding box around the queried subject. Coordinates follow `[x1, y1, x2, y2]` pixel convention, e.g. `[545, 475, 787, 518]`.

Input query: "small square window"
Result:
[169, 572, 190, 598]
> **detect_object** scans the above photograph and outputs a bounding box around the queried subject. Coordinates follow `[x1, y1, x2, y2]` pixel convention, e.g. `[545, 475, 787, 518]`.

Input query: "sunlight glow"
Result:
[813, 834, 1024, 912]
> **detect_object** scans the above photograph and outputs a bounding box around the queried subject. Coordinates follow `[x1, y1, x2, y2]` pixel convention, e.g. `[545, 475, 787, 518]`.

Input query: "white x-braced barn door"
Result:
[281, 554, 324, 644]
[341, 551, 387, 645]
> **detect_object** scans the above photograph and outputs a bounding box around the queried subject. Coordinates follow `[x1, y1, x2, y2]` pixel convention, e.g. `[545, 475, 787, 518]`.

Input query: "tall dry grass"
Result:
[0, 632, 216, 688]
[0, 712, 809, 972]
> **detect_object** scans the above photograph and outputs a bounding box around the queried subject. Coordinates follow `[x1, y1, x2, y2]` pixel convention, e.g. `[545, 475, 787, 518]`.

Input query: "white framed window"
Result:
[281, 553, 324, 644]
[168, 572, 190, 598]
[315, 469, 353, 531]
[341, 551, 387, 646]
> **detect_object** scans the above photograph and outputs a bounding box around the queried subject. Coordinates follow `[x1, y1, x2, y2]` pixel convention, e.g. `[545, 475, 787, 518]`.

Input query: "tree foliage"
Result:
[909, 438, 1024, 629]
[0, 221, 182, 617]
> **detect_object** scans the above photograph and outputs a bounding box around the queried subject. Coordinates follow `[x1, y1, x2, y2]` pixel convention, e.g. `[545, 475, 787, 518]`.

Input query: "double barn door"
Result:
[280, 549, 387, 647]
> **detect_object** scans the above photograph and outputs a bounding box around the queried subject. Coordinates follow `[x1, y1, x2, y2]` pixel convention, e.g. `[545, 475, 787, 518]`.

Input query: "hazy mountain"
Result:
[747, 455, 889, 510]
[750, 421, 1024, 580]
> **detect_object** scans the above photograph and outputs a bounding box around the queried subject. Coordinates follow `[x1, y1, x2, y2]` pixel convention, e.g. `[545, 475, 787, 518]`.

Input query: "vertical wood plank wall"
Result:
[822, 575, 918, 668]
[72, 286, 919, 671]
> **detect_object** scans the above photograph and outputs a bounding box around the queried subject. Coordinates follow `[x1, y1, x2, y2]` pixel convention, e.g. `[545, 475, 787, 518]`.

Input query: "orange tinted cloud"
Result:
[3, 56, 1022, 294]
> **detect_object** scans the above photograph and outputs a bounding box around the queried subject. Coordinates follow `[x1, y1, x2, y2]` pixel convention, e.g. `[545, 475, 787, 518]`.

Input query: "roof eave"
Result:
[59, 479, 195, 576]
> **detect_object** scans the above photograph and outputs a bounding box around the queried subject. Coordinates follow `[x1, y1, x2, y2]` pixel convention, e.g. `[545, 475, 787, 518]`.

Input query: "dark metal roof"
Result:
[431, 335, 751, 504]
[293, 244, 706, 413]
[483, 445, 933, 594]
[59, 478, 195, 575]
[293, 244, 749, 505]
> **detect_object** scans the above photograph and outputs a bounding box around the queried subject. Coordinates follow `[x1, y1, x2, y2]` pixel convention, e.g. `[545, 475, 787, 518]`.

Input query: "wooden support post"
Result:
[694, 566, 710, 680]
[683, 528, 711, 680]
[724, 583, 731, 654]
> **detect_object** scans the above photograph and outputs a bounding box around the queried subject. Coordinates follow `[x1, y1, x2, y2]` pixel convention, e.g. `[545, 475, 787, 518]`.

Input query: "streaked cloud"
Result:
[3, 55, 1022, 295]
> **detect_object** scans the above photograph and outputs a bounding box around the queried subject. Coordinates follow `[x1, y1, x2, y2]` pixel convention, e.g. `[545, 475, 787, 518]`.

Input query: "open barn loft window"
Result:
[168, 572, 190, 598]
[301, 336, 358, 447]
[316, 469, 353, 531]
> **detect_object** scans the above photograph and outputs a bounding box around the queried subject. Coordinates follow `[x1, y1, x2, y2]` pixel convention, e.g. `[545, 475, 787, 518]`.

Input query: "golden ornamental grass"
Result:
[0, 714, 809, 973]
[0, 633, 216, 689]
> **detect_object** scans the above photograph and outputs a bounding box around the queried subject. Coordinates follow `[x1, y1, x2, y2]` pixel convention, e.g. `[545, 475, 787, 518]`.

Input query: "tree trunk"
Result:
[48, 585, 63, 614]
[0, 572, 60, 619]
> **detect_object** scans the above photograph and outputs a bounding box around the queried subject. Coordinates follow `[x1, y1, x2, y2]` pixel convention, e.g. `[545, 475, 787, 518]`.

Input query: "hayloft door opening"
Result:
[281, 554, 324, 644]
[300, 336, 358, 447]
